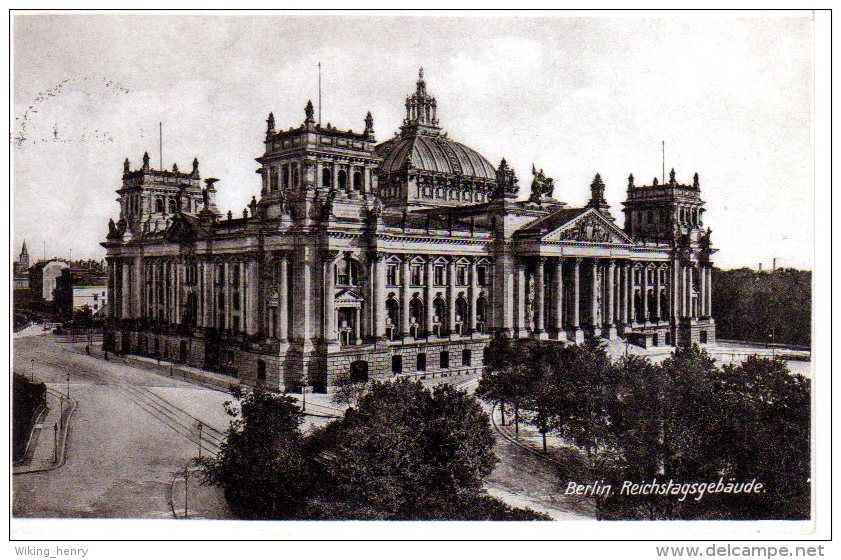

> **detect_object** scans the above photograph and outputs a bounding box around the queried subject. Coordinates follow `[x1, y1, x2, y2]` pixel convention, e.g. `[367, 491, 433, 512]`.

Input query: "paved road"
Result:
[12, 335, 231, 518]
[13, 335, 590, 521]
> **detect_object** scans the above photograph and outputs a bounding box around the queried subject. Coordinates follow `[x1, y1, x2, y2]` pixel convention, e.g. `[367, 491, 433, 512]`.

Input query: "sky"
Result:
[12, 13, 814, 270]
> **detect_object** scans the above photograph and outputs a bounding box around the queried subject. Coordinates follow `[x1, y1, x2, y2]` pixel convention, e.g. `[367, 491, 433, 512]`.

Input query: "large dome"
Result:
[376, 134, 497, 180]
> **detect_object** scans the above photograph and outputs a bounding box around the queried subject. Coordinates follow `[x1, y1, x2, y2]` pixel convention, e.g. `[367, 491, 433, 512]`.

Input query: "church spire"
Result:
[20, 240, 28, 257]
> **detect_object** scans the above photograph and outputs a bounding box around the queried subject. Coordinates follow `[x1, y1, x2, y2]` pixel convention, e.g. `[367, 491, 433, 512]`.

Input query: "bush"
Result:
[13, 374, 47, 462]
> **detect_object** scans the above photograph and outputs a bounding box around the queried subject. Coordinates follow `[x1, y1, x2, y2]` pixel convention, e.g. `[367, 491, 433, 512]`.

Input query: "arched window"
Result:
[455, 296, 468, 334]
[169, 198, 177, 214]
[385, 297, 399, 339]
[409, 296, 424, 327]
[476, 295, 488, 331]
[433, 297, 447, 326]
[659, 291, 669, 320]
[353, 171, 363, 191]
[322, 167, 332, 188]
[647, 290, 656, 321]
[634, 291, 643, 323]
[155, 198, 164, 213]
[338, 169, 347, 190]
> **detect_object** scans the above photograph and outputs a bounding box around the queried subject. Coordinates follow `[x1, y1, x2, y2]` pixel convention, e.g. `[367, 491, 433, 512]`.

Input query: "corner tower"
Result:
[622, 169, 706, 244]
[116, 153, 207, 237]
[256, 101, 380, 222]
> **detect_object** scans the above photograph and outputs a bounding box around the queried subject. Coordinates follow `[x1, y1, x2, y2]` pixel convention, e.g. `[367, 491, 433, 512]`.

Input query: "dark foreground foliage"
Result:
[13, 373, 47, 462]
[481, 340, 810, 520]
[202, 380, 549, 520]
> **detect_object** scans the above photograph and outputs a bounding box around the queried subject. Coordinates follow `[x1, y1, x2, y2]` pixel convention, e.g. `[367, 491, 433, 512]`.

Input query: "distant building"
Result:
[29, 259, 69, 302]
[12, 241, 30, 289]
[54, 267, 108, 318]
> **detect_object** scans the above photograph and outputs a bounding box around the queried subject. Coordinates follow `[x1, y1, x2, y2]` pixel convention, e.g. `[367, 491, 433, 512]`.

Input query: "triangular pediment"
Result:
[335, 288, 364, 304]
[541, 208, 633, 244]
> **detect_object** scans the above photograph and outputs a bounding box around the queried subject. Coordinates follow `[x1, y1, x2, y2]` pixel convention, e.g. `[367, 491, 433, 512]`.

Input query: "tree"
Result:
[477, 337, 534, 436]
[711, 356, 810, 519]
[330, 372, 368, 408]
[319, 378, 499, 519]
[199, 386, 308, 519]
[548, 339, 622, 518]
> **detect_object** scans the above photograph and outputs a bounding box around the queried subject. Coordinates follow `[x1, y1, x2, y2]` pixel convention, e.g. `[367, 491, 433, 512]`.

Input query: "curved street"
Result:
[13, 333, 592, 520]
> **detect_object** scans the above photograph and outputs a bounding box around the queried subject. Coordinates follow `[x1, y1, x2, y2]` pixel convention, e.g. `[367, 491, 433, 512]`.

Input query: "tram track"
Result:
[18, 349, 226, 457]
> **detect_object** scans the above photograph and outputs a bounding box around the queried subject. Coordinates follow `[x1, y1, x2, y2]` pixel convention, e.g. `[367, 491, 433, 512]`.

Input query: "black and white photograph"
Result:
[8, 8, 830, 550]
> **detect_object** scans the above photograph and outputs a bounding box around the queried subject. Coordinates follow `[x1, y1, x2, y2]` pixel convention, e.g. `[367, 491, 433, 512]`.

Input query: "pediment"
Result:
[335, 288, 364, 304]
[543, 209, 633, 244]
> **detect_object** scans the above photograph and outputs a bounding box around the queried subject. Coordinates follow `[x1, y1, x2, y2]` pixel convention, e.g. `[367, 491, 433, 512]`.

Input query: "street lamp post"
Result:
[302, 385, 307, 413]
[184, 465, 189, 519]
[53, 423, 58, 463]
[197, 422, 203, 460]
[30, 358, 34, 382]
[66, 374, 71, 399]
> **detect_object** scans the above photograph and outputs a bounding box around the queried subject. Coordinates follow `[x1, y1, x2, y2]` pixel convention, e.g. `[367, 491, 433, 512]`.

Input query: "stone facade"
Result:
[102, 69, 716, 393]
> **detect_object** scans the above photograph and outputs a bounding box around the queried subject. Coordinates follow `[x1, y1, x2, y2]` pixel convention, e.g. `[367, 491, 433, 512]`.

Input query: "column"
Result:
[175, 262, 183, 325]
[641, 265, 649, 323]
[689, 264, 695, 318]
[533, 258, 546, 336]
[706, 266, 713, 318]
[673, 263, 680, 321]
[238, 261, 246, 331]
[682, 264, 689, 318]
[224, 261, 231, 330]
[323, 252, 337, 343]
[514, 260, 526, 336]
[401, 257, 411, 337]
[628, 263, 636, 325]
[374, 254, 386, 338]
[424, 258, 434, 336]
[590, 259, 599, 329]
[570, 258, 583, 342]
[132, 256, 142, 318]
[606, 259, 615, 328]
[246, 258, 259, 335]
[121, 259, 131, 318]
[620, 262, 628, 325]
[447, 258, 456, 336]
[553, 258, 564, 333]
[469, 258, 478, 334]
[354, 306, 362, 345]
[277, 256, 289, 341]
[654, 265, 661, 321]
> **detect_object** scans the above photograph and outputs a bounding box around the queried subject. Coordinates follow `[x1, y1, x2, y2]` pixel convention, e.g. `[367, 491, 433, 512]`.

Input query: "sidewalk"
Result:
[14, 387, 76, 474]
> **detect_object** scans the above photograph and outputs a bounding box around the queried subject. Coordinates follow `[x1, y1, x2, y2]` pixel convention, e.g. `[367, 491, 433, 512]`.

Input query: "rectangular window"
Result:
[387, 265, 398, 286]
[233, 265, 241, 287]
[233, 316, 240, 332]
[410, 264, 423, 286]
[434, 266, 445, 286]
[392, 355, 403, 374]
[477, 266, 487, 286]
[270, 167, 279, 191]
[462, 349, 472, 366]
[233, 292, 240, 311]
[440, 351, 450, 369]
[417, 353, 427, 371]
[457, 266, 468, 286]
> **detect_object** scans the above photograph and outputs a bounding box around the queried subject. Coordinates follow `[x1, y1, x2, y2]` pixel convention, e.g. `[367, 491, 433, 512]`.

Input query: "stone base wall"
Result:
[116, 329, 491, 394]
